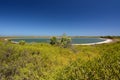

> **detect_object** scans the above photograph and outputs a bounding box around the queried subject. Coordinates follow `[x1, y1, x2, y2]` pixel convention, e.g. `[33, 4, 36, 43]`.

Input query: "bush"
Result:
[50, 36, 58, 45]
[50, 34, 72, 48]
[19, 40, 26, 45]
[60, 34, 71, 48]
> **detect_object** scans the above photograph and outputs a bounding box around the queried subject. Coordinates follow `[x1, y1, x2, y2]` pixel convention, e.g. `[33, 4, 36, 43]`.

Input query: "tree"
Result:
[50, 36, 58, 45]
[19, 40, 26, 45]
[50, 34, 72, 48]
[60, 34, 71, 48]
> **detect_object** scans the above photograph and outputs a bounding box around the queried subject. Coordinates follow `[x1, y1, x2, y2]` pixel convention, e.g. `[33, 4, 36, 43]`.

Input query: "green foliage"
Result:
[50, 36, 58, 45]
[50, 34, 72, 48]
[60, 34, 71, 48]
[19, 40, 26, 45]
[0, 39, 120, 80]
[100, 36, 114, 39]
[100, 36, 120, 39]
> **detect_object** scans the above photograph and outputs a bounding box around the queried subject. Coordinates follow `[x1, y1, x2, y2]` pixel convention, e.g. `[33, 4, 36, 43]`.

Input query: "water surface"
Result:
[11, 38, 105, 44]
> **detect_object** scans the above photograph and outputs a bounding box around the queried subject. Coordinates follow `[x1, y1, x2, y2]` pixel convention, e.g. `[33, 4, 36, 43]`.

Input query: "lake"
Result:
[11, 38, 105, 44]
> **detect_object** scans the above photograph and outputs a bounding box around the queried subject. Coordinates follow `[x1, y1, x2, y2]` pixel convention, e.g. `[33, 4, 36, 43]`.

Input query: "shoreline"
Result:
[4, 38, 113, 45]
[72, 39, 113, 45]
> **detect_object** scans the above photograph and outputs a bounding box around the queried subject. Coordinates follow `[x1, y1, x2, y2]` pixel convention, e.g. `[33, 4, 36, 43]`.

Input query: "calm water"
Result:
[11, 38, 105, 44]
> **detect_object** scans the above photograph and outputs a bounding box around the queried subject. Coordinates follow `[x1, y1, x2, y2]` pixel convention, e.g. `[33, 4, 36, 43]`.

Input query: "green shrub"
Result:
[19, 40, 26, 45]
[60, 35, 71, 48]
[50, 34, 72, 48]
[50, 36, 58, 45]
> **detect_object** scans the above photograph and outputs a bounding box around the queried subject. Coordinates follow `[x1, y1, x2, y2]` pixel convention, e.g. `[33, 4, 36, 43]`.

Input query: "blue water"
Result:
[11, 38, 105, 44]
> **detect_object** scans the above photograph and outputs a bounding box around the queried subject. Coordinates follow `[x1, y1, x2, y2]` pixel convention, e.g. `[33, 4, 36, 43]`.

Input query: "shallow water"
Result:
[11, 38, 105, 44]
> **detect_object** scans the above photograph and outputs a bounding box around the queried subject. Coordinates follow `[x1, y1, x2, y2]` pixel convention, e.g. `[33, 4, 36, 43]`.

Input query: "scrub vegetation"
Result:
[50, 34, 71, 48]
[0, 37, 120, 80]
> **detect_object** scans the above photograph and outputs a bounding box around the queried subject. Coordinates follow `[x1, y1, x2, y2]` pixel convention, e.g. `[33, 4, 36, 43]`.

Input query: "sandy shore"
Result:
[4, 38, 113, 45]
[72, 39, 113, 45]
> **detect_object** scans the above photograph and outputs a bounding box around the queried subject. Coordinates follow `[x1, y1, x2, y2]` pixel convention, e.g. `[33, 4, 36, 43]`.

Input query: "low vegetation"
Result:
[0, 37, 120, 80]
[100, 36, 120, 39]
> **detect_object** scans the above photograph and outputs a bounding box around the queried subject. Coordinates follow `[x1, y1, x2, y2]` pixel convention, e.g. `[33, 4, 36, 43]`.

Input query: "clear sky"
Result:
[0, 0, 120, 36]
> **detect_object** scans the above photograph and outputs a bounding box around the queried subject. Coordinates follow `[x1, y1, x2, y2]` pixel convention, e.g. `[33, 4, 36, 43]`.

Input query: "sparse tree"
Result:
[50, 34, 72, 48]
[19, 40, 26, 45]
[50, 36, 58, 45]
[60, 34, 71, 48]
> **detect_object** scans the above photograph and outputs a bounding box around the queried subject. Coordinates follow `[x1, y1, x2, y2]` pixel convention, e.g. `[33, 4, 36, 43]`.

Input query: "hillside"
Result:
[0, 39, 120, 80]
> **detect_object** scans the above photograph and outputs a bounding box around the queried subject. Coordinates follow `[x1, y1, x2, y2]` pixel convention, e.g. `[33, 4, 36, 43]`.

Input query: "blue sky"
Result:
[0, 0, 120, 36]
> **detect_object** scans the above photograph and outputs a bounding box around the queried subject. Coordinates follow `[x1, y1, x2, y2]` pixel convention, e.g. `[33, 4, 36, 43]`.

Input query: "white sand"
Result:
[72, 39, 113, 45]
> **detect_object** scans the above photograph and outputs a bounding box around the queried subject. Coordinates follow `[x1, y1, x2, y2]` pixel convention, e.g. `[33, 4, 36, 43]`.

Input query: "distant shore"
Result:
[72, 38, 113, 45]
